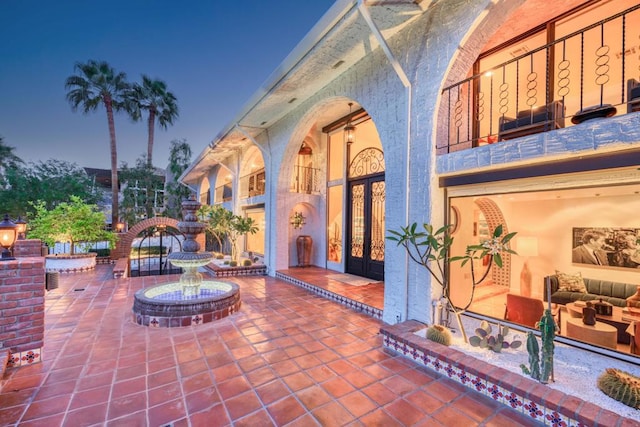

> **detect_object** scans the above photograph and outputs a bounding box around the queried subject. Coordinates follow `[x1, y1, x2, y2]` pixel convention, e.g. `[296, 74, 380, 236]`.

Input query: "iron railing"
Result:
[290, 165, 320, 194]
[440, 4, 640, 154]
[239, 168, 266, 199]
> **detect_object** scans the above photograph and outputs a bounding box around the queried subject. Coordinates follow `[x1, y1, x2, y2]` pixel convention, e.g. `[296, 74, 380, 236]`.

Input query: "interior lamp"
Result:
[343, 102, 356, 145]
[15, 216, 27, 240]
[0, 214, 18, 260]
[516, 236, 539, 297]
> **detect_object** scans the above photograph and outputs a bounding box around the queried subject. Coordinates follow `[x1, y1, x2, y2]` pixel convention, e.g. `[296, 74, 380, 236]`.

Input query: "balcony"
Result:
[290, 165, 320, 194]
[239, 168, 265, 199]
[214, 183, 232, 204]
[439, 4, 640, 154]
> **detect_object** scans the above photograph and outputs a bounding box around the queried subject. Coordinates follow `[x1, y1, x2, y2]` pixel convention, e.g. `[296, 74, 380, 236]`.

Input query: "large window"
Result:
[448, 173, 640, 360]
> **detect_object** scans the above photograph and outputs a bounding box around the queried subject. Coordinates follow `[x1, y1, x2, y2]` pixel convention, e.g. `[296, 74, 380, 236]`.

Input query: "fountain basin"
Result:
[132, 280, 240, 327]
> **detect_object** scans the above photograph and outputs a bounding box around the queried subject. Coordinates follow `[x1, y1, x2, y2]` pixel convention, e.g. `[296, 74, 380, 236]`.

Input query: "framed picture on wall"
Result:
[572, 227, 640, 269]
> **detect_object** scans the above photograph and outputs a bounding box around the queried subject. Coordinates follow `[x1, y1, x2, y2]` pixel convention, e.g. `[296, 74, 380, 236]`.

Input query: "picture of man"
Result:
[572, 229, 610, 265]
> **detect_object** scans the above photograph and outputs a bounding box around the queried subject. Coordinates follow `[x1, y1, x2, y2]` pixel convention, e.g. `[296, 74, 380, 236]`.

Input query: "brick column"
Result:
[0, 257, 45, 368]
[14, 239, 44, 258]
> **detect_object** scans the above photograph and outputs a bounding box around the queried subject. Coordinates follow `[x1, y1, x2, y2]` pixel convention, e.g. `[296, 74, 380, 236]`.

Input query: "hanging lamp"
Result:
[343, 102, 356, 144]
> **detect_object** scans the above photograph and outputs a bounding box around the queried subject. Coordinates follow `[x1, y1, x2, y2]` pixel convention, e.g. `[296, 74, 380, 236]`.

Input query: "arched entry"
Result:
[130, 225, 182, 277]
[346, 147, 385, 281]
[474, 197, 512, 288]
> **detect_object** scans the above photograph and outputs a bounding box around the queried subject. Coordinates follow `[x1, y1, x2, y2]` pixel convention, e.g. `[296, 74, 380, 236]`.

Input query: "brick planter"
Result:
[380, 320, 635, 427]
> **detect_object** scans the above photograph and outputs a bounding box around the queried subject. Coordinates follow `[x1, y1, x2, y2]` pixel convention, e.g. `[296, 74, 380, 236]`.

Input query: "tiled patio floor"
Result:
[0, 265, 540, 426]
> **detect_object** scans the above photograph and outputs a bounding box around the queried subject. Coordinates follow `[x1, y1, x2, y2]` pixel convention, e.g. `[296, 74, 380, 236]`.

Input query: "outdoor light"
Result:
[343, 102, 356, 145]
[290, 212, 306, 229]
[298, 142, 312, 155]
[0, 214, 18, 260]
[116, 222, 125, 233]
[15, 216, 27, 240]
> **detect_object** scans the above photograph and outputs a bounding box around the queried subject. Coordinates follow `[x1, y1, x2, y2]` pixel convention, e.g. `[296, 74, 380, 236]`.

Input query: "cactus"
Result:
[520, 331, 541, 380]
[468, 320, 522, 353]
[597, 368, 640, 409]
[520, 308, 556, 384]
[426, 324, 452, 346]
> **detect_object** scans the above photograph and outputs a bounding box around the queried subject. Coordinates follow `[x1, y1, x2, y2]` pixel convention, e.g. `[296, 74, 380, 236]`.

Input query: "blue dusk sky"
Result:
[0, 1, 335, 170]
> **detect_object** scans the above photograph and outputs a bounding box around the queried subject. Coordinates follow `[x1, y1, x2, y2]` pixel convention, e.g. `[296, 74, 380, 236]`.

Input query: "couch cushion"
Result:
[584, 278, 638, 299]
[555, 271, 587, 293]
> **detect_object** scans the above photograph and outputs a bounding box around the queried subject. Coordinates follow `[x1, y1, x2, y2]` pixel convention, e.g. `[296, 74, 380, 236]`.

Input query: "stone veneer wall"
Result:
[0, 258, 45, 368]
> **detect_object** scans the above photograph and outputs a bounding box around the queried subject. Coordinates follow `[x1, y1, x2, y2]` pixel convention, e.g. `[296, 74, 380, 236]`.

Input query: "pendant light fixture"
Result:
[343, 102, 356, 145]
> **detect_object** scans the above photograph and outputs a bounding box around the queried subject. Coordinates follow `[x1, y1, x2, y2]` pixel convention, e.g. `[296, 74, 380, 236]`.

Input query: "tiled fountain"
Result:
[132, 196, 240, 327]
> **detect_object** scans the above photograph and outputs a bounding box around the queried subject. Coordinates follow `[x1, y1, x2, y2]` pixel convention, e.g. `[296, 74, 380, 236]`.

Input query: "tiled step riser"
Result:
[275, 272, 383, 319]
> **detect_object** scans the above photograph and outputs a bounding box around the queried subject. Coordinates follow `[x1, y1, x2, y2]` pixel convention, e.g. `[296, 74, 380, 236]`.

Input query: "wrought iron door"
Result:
[346, 174, 385, 281]
[131, 226, 183, 277]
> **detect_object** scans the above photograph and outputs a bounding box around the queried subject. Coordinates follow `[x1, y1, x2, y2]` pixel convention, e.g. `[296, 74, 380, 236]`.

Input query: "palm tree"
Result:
[65, 60, 129, 227]
[0, 136, 23, 187]
[128, 75, 179, 167]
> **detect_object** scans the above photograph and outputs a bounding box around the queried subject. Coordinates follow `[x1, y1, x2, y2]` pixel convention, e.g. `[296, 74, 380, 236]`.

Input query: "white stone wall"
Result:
[195, 0, 640, 326]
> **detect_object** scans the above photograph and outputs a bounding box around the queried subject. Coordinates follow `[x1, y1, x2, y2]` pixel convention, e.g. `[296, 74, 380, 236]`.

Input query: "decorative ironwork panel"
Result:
[349, 148, 385, 178]
[350, 184, 364, 258]
[370, 181, 385, 262]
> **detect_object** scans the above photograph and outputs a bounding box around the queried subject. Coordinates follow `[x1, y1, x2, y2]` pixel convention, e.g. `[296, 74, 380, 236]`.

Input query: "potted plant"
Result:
[387, 223, 516, 341]
[291, 212, 312, 267]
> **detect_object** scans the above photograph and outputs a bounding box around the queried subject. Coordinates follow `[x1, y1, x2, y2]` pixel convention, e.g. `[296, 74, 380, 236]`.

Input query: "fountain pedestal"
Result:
[132, 196, 241, 327]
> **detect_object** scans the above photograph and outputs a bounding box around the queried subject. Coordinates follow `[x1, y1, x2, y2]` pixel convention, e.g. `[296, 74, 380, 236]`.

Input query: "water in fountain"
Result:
[132, 196, 241, 327]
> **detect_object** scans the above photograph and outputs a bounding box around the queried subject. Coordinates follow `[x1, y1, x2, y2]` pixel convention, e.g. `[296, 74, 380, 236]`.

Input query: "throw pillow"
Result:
[555, 270, 587, 293]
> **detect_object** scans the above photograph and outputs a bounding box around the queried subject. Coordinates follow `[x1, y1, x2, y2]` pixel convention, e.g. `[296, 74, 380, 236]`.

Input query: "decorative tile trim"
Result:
[275, 272, 383, 320]
[380, 321, 627, 427]
[6, 347, 43, 369]
[132, 300, 241, 328]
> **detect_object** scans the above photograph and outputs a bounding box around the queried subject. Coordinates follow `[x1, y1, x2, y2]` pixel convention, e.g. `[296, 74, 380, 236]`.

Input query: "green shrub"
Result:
[243, 259, 252, 266]
[229, 260, 238, 267]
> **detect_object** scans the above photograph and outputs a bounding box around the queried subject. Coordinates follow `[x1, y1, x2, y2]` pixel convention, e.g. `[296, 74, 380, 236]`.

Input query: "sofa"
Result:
[543, 273, 638, 307]
[498, 100, 565, 141]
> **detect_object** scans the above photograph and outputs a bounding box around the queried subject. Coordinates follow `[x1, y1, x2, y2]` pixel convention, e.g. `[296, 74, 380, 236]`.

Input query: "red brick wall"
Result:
[0, 258, 45, 366]
[14, 239, 44, 258]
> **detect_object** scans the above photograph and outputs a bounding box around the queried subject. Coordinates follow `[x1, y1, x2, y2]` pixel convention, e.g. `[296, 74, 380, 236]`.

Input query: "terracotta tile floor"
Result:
[0, 265, 541, 426]
[277, 267, 384, 311]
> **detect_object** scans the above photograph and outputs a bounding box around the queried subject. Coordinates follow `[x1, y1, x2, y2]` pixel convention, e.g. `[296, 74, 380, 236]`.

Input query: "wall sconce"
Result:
[0, 214, 18, 260]
[298, 142, 312, 155]
[116, 222, 125, 233]
[15, 216, 27, 240]
[343, 102, 356, 145]
[290, 212, 306, 229]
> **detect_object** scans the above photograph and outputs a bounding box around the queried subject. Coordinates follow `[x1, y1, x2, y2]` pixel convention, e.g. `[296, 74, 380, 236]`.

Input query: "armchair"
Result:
[504, 293, 545, 328]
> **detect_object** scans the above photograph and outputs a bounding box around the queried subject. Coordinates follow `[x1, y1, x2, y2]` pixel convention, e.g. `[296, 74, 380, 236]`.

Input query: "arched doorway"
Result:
[130, 225, 183, 277]
[346, 147, 385, 281]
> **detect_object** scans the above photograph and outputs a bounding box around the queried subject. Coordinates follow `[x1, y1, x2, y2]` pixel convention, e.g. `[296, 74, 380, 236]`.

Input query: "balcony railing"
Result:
[239, 168, 265, 199]
[214, 183, 232, 204]
[290, 165, 320, 194]
[439, 4, 640, 154]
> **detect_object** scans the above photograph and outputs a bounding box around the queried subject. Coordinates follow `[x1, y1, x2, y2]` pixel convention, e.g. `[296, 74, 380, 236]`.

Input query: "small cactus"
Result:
[426, 324, 452, 346]
[597, 368, 640, 409]
[468, 320, 522, 353]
